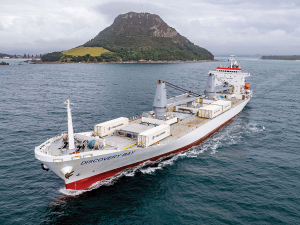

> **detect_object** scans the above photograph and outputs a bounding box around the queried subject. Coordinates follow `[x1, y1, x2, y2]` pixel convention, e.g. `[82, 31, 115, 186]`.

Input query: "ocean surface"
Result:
[0, 58, 299, 224]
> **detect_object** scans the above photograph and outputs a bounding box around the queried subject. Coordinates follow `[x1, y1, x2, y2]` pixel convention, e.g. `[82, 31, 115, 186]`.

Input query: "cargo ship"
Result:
[35, 56, 252, 190]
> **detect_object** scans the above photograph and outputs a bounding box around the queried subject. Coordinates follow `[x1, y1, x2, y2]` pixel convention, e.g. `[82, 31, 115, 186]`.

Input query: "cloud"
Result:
[0, 0, 300, 55]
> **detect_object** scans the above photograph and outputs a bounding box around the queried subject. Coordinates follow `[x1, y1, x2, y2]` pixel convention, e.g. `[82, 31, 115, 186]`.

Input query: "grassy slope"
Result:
[62, 46, 110, 56]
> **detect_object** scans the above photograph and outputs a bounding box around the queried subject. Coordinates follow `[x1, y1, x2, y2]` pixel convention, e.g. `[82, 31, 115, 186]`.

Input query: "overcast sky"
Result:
[1, 0, 299, 55]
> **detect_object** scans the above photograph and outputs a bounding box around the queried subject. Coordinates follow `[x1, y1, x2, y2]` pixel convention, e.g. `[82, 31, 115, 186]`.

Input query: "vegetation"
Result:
[94, 46, 212, 61]
[84, 12, 214, 61]
[41, 52, 63, 62]
[56, 52, 120, 63]
[84, 33, 213, 61]
[41, 12, 214, 62]
[261, 55, 300, 60]
[62, 46, 110, 56]
[0, 53, 13, 58]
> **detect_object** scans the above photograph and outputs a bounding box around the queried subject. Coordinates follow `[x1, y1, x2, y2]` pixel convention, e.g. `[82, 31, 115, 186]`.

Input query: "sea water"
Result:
[0, 58, 299, 224]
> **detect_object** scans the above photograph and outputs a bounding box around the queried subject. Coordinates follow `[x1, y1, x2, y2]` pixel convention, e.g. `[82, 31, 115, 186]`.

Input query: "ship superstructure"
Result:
[35, 56, 252, 190]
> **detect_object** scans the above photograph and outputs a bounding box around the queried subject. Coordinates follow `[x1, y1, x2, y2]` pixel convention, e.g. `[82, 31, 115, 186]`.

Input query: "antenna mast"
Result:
[65, 98, 75, 150]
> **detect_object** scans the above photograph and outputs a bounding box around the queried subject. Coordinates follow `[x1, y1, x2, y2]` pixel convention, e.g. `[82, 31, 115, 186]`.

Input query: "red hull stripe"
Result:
[217, 67, 241, 71]
[66, 115, 237, 190]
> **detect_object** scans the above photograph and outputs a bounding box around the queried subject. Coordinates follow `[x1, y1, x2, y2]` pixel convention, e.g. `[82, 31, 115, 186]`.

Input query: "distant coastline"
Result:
[33, 59, 217, 64]
[261, 55, 300, 61]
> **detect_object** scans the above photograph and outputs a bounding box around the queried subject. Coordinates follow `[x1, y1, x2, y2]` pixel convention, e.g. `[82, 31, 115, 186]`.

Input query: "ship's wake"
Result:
[59, 120, 264, 196]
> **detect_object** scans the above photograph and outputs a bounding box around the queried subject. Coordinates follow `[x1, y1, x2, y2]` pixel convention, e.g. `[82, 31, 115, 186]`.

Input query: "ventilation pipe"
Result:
[153, 80, 167, 120]
[204, 73, 215, 99]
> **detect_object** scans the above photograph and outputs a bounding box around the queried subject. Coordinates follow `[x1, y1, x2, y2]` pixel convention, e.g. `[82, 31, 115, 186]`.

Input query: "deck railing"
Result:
[36, 134, 63, 155]
[129, 114, 142, 121]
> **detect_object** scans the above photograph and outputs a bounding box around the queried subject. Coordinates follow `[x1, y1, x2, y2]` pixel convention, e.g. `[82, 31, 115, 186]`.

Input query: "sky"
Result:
[1, 0, 300, 55]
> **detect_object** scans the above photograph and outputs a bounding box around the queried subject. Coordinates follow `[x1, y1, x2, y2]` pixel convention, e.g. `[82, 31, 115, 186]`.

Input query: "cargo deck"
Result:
[38, 98, 245, 158]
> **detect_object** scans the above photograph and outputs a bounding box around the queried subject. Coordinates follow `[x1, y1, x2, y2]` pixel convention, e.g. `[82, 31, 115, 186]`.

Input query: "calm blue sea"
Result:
[0, 58, 299, 224]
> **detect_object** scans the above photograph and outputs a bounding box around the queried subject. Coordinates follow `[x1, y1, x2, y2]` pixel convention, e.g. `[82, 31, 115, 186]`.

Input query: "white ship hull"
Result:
[37, 99, 249, 190]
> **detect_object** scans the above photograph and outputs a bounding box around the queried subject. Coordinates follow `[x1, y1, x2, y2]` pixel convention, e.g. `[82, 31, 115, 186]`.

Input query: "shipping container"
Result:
[211, 100, 231, 112]
[198, 104, 213, 118]
[138, 124, 170, 147]
[198, 105, 222, 119]
[202, 99, 216, 104]
[94, 117, 128, 137]
[198, 107, 205, 117]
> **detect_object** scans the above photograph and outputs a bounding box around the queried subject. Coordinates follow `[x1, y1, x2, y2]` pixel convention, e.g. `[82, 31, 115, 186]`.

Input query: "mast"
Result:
[65, 98, 75, 150]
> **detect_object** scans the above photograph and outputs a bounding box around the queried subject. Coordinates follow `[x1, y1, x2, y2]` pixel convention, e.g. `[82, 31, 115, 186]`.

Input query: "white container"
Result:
[198, 107, 205, 117]
[198, 105, 222, 119]
[211, 100, 231, 112]
[138, 124, 170, 147]
[94, 117, 128, 137]
[198, 105, 212, 117]
[202, 99, 216, 104]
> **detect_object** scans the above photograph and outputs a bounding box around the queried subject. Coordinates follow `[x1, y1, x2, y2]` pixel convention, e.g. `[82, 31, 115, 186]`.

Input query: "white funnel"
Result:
[153, 80, 167, 120]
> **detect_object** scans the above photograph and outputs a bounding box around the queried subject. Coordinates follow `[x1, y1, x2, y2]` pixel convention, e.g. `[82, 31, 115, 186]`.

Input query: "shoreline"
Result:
[33, 59, 218, 64]
[260, 59, 300, 61]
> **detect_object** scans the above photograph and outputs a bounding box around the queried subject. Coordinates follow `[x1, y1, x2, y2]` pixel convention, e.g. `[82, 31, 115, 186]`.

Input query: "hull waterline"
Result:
[66, 108, 240, 190]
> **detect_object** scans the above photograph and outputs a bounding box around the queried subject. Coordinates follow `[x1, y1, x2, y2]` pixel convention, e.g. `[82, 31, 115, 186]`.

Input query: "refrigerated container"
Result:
[211, 100, 231, 112]
[198, 105, 222, 119]
[138, 124, 170, 147]
[94, 117, 128, 137]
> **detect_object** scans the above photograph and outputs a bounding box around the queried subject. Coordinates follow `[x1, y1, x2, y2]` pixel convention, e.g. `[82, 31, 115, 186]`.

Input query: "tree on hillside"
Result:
[101, 52, 121, 62]
[41, 52, 63, 62]
[96, 56, 103, 62]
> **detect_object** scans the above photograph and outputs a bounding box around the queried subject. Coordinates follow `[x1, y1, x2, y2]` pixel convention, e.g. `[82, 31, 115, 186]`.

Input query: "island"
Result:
[41, 12, 214, 63]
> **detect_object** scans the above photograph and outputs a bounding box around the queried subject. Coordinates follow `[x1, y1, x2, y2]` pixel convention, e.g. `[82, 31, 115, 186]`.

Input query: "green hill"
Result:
[84, 12, 213, 61]
[42, 12, 214, 62]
